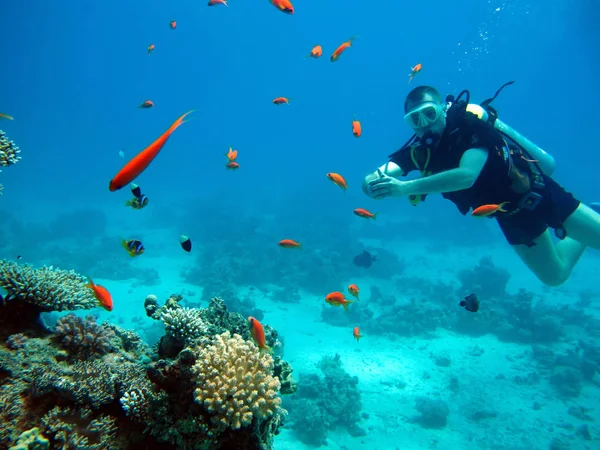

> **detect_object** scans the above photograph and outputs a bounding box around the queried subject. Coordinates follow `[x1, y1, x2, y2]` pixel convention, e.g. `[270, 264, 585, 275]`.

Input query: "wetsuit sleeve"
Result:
[388, 147, 416, 175]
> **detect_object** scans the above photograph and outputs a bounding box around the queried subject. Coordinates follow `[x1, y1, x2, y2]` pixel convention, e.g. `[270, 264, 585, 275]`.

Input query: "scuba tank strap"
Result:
[479, 80, 515, 127]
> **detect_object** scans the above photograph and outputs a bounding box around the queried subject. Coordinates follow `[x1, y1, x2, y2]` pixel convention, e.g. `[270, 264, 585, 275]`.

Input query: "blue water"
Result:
[1, 0, 600, 449]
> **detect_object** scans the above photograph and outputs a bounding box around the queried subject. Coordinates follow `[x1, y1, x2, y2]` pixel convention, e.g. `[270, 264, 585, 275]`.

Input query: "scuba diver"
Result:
[362, 82, 600, 286]
[125, 183, 149, 210]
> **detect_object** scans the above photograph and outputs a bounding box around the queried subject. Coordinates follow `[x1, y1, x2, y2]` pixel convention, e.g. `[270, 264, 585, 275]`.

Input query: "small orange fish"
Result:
[330, 35, 358, 62]
[225, 146, 238, 161]
[354, 208, 377, 220]
[408, 63, 422, 83]
[348, 284, 360, 300]
[0, 113, 14, 120]
[208, 0, 228, 6]
[306, 45, 322, 59]
[226, 161, 239, 169]
[147, 44, 155, 55]
[273, 97, 291, 105]
[353, 327, 363, 342]
[138, 100, 154, 109]
[278, 239, 301, 248]
[269, 0, 294, 14]
[170, 20, 177, 29]
[472, 201, 510, 217]
[352, 116, 362, 137]
[325, 292, 353, 310]
[109, 111, 193, 191]
[87, 278, 113, 312]
[327, 173, 347, 190]
[249, 316, 273, 353]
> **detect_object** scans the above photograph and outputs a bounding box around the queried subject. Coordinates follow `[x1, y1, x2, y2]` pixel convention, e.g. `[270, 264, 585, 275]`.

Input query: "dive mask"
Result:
[404, 102, 444, 129]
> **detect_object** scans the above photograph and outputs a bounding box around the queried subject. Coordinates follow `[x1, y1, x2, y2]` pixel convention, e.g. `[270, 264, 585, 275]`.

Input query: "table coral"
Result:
[192, 332, 284, 431]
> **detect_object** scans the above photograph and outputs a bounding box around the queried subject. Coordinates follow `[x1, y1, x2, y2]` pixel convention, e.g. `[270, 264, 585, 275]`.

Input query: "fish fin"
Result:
[348, 34, 359, 45]
[498, 201, 510, 212]
[372, 213, 378, 220]
[342, 300, 353, 311]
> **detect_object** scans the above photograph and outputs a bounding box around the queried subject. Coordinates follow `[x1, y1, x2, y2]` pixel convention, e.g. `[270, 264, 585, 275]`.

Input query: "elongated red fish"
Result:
[109, 111, 193, 191]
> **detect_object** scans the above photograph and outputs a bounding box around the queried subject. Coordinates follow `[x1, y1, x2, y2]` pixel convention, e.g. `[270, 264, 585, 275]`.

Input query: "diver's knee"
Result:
[537, 270, 570, 287]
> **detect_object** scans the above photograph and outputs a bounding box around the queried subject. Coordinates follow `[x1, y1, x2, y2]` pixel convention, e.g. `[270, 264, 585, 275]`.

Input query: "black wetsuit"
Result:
[388, 111, 580, 247]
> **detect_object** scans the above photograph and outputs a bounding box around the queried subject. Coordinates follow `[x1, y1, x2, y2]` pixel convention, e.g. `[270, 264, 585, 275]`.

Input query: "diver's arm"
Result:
[397, 147, 488, 196]
[362, 161, 405, 195]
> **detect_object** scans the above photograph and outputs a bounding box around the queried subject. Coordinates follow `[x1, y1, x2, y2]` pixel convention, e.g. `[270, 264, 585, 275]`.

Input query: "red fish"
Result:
[226, 161, 239, 169]
[249, 316, 273, 353]
[269, 0, 294, 14]
[0, 113, 13, 120]
[472, 201, 509, 217]
[306, 45, 322, 59]
[278, 239, 301, 248]
[170, 20, 177, 29]
[354, 208, 377, 220]
[352, 117, 362, 137]
[208, 0, 229, 6]
[225, 146, 238, 161]
[109, 111, 193, 191]
[353, 327, 363, 342]
[327, 173, 347, 190]
[148, 44, 155, 55]
[87, 278, 113, 311]
[348, 284, 360, 300]
[138, 100, 154, 109]
[408, 63, 422, 83]
[325, 292, 353, 310]
[273, 97, 291, 105]
[330, 35, 358, 62]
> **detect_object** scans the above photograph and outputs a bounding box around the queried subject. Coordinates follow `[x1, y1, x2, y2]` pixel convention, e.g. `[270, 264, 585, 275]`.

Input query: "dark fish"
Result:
[353, 250, 377, 268]
[460, 293, 480, 312]
[16, 255, 21, 260]
[130, 183, 142, 199]
[179, 235, 192, 252]
[122, 239, 145, 257]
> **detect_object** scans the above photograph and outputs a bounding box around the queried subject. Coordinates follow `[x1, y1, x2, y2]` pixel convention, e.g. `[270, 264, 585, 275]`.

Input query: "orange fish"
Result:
[330, 35, 358, 62]
[138, 100, 154, 109]
[306, 45, 322, 59]
[273, 97, 291, 105]
[248, 316, 273, 353]
[325, 291, 353, 311]
[0, 113, 13, 120]
[352, 116, 361, 137]
[408, 63, 422, 83]
[225, 146, 238, 161]
[327, 173, 347, 190]
[269, 0, 294, 14]
[472, 201, 510, 217]
[353, 327, 363, 342]
[278, 239, 301, 248]
[87, 278, 113, 312]
[354, 208, 377, 220]
[226, 161, 239, 169]
[148, 44, 155, 55]
[109, 111, 193, 192]
[208, 0, 228, 6]
[348, 284, 360, 300]
[170, 20, 177, 29]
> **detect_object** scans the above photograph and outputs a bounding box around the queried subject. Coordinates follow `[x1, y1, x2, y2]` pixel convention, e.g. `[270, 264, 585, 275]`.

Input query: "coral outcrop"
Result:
[192, 332, 284, 431]
[0, 129, 21, 168]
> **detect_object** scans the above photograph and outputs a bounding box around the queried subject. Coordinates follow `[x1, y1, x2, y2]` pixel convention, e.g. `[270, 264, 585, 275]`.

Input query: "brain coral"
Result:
[0, 260, 98, 312]
[192, 332, 283, 431]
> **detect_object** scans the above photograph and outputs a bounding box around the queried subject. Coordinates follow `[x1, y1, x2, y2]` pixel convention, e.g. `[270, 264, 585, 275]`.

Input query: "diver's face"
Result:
[404, 94, 446, 138]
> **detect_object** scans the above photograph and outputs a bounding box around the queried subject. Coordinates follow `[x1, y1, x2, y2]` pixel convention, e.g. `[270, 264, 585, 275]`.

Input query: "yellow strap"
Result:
[408, 146, 431, 206]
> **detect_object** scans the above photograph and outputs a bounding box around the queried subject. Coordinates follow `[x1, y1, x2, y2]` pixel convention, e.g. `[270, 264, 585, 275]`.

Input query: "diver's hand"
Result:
[367, 169, 406, 199]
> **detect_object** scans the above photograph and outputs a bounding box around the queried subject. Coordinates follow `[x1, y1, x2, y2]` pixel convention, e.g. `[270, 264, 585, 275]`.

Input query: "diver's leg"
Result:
[563, 203, 600, 249]
[512, 229, 585, 286]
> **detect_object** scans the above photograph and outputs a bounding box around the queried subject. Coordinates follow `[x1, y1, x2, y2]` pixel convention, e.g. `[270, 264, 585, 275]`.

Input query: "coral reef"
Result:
[0, 261, 99, 338]
[0, 129, 21, 168]
[0, 294, 294, 450]
[287, 354, 364, 445]
[161, 307, 208, 344]
[192, 332, 284, 431]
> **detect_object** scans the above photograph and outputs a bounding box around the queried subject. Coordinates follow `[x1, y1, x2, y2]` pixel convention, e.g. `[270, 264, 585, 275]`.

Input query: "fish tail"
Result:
[498, 201, 510, 212]
[372, 213, 378, 220]
[348, 34, 359, 45]
[124, 200, 132, 207]
[86, 277, 95, 288]
[342, 300, 353, 311]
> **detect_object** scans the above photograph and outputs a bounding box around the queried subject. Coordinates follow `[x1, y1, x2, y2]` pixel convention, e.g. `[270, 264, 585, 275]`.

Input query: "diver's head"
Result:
[403, 86, 446, 138]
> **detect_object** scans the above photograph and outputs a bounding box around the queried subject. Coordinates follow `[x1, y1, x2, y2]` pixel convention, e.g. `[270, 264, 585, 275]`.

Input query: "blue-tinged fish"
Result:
[121, 239, 145, 257]
[353, 250, 377, 268]
[460, 293, 480, 312]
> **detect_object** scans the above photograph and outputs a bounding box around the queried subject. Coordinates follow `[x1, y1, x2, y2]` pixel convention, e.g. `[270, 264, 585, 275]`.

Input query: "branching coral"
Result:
[192, 332, 284, 431]
[161, 306, 207, 344]
[53, 314, 116, 359]
[0, 129, 21, 168]
[0, 260, 99, 312]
